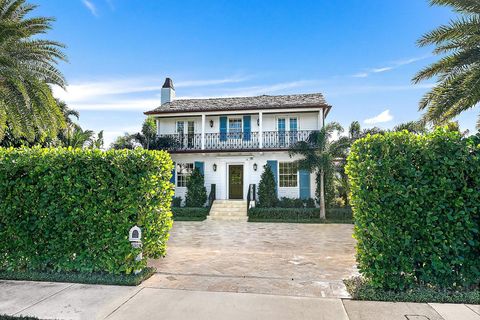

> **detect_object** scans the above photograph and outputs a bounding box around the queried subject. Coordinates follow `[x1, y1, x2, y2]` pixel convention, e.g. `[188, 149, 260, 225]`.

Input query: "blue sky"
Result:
[36, 0, 477, 146]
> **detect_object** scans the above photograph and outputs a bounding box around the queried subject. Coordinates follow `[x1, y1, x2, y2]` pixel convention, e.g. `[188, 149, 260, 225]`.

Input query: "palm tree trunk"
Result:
[319, 168, 326, 220]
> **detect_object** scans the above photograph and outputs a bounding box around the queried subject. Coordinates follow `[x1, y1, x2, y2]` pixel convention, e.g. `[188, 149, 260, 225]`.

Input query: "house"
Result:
[145, 78, 331, 218]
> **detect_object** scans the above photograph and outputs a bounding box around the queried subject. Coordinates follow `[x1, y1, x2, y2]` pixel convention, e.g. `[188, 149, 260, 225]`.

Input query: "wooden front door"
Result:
[228, 165, 243, 199]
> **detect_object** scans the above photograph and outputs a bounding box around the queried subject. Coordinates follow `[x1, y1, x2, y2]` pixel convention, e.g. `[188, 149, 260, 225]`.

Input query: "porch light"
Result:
[209, 120, 214, 128]
[253, 163, 258, 171]
[213, 163, 217, 171]
[257, 118, 260, 126]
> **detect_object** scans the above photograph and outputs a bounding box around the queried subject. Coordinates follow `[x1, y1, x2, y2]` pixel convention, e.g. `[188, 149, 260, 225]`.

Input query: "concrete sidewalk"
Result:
[0, 280, 479, 320]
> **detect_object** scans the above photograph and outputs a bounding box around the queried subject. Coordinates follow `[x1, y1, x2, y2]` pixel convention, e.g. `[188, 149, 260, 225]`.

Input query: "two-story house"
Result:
[145, 78, 331, 219]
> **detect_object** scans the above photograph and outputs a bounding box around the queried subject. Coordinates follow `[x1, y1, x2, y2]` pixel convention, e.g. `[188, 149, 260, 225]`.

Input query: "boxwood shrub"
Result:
[248, 207, 352, 222]
[0, 147, 174, 275]
[171, 207, 209, 221]
[346, 129, 480, 290]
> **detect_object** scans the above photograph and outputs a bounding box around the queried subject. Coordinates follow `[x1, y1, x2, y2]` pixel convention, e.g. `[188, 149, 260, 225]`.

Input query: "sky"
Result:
[35, 0, 477, 147]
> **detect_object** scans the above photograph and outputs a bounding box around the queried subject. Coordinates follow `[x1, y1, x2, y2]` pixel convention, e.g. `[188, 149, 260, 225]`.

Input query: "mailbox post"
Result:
[129, 226, 142, 275]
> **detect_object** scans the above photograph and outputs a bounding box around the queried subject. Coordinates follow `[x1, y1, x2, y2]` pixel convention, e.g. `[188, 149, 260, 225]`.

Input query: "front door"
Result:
[228, 165, 243, 199]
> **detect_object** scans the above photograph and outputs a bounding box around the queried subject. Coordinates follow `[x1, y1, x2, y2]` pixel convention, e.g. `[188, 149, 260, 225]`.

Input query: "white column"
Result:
[201, 114, 206, 150]
[318, 110, 324, 129]
[258, 112, 263, 148]
[156, 119, 160, 135]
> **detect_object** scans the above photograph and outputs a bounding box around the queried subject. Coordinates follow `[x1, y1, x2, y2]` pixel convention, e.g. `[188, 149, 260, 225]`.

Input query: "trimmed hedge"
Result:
[0, 147, 174, 275]
[171, 207, 209, 221]
[248, 207, 352, 223]
[346, 129, 480, 290]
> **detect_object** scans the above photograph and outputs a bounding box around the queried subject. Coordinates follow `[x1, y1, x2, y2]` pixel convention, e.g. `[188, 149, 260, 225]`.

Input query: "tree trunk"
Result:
[319, 168, 326, 220]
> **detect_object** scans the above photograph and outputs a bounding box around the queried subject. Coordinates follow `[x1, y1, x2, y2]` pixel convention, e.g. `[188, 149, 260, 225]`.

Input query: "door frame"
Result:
[227, 163, 244, 200]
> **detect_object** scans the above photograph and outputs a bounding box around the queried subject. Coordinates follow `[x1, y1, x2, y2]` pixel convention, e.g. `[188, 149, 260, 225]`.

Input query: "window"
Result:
[279, 162, 298, 187]
[176, 121, 185, 134]
[229, 118, 242, 138]
[277, 118, 286, 131]
[177, 163, 194, 187]
[289, 117, 298, 131]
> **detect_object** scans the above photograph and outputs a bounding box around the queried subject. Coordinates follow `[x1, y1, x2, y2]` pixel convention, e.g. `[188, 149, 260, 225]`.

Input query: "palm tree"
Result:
[0, 0, 67, 141]
[289, 123, 350, 219]
[413, 0, 480, 127]
[60, 124, 95, 148]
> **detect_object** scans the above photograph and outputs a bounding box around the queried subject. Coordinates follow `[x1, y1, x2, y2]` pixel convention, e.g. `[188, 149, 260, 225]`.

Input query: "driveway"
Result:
[147, 221, 357, 298]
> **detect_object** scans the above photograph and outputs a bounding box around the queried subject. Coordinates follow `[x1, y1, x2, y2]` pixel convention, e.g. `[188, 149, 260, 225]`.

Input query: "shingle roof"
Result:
[144, 93, 330, 115]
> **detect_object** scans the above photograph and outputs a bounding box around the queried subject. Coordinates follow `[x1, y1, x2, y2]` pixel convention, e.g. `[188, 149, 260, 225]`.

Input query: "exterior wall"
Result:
[171, 151, 317, 203]
[157, 112, 320, 134]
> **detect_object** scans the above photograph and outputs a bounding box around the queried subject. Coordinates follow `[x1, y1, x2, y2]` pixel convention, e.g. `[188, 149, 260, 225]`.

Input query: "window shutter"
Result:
[194, 161, 204, 176]
[170, 162, 176, 184]
[243, 115, 251, 141]
[299, 169, 310, 199]
[266, 160, 278, 195]
[220, 117, 227, 141]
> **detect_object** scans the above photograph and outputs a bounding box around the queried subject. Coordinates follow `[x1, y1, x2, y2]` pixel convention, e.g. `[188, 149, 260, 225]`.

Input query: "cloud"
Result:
[352, 54, 431, 78]
[364, 110, 393, 125]
[82, 0, 98, 16]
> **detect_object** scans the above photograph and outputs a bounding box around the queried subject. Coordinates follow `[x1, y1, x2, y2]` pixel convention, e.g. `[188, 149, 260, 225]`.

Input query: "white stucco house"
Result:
[145, 78, 331, 217]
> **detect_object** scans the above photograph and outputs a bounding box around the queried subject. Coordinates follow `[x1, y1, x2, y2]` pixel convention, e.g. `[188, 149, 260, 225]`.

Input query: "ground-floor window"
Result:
[177, 163, 194, 187]
[279, 162, 298, 187]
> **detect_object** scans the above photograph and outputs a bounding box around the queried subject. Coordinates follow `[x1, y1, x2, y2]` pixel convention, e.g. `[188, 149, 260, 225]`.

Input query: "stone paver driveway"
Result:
[147, 221, 357, 298]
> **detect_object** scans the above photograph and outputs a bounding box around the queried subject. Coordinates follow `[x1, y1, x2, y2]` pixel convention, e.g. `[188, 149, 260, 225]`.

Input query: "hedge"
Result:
[248, 207, 352, 222]
[345, 129, 480, 290]
[0, 147, 174, 275]
[171, 207, 209, 221]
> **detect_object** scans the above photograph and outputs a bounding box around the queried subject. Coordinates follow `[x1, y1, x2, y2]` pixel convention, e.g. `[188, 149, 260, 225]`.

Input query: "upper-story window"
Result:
[229, 118, 242, 139]
[279, 162, 298, 187]
[289, 117, 298, 131]
[177, 163, 194, 187]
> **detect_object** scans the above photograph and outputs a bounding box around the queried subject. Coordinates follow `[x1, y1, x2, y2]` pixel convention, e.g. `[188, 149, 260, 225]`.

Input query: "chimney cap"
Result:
[162, 77, 174, 90]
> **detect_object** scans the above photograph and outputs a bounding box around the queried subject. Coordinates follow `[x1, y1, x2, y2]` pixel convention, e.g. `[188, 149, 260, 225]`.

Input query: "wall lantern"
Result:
[209, 120, 214, 128]
[253, 163, 258, 171]
[257, 118, 260, 126]
[213, 163, 217, 172]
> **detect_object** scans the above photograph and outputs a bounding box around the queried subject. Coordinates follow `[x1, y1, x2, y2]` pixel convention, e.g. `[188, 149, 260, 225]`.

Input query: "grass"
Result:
[344, 276, 480, 304]
[0, 267, 156, 286]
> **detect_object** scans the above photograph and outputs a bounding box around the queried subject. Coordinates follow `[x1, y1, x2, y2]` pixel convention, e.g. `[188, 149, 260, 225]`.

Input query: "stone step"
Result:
[207, 215, 248, 222]
[208, 200, 248, 221]
[209, 211, 247, 217]
[211, 203, 247, 208]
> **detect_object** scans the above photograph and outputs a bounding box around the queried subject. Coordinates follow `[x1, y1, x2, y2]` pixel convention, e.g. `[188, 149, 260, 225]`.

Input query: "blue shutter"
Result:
[243, 115, 251, 141]
[299, 169, 311, 199]
[220, 117, 227, 141]
[266, 160, 278, 196]
[170, 162, 176, 184]
[194, 161, 204, 176]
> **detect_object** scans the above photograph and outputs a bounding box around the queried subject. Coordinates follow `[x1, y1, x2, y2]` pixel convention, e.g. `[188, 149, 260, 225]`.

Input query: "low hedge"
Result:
[248, 207, 352, 223]
[346, 128, 480, 291]
[0, 267, 156, 286]
[344, 277, 480, 304]
[0, 147, 174, 275]
[171, 207, 209, 221]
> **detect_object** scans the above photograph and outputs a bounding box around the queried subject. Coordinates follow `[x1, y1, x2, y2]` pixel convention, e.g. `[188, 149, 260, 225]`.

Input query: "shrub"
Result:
[277, 197, 316, 208]
[185, 168, 207, 207]
[248, 207, 352, 222]
[171, 207, 209, 221]
[258, 164, 277, 207]
[346, 129, 480, 290]
[171, 196, 182, 208]
[0, 147, 174, 275]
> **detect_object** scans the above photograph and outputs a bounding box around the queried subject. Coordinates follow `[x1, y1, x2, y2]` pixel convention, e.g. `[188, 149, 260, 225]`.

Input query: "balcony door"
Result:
[277, 118, 286, 146]
[228, 165, 243, 199]
[176, 121, 195, 148]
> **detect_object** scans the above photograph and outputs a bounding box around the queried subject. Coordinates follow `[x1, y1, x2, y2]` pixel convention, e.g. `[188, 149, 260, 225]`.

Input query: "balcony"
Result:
[157, 130, 316, 152]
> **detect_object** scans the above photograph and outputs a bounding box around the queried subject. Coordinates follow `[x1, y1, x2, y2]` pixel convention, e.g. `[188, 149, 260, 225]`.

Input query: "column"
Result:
[258, 112, 263, 148]
[201, 114, 206, 150]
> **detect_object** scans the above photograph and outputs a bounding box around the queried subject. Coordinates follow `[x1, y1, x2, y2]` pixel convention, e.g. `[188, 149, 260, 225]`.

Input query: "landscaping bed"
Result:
[0, 267, 156, 286]
[248, 207, 352, 223]
[344, 276, 480, 304]
[172, 207, 209, 221]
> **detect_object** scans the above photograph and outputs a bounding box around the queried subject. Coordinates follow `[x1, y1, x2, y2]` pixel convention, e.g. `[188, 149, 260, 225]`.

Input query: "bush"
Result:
[346, 129, 480, 290]
[277, 197, 316, 208]
[185, 168, 207, 207]
[258, 164, 277, 207]
[248, 207, 352, 222]
[171, 196, 182, 208]
[171, 207, 209, 221]
[0, 147, 174, 275]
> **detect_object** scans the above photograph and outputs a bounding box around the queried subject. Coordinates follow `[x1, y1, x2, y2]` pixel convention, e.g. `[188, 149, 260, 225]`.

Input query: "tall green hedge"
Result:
[0, 147, 174, 274]
[346, 129, 480, 290]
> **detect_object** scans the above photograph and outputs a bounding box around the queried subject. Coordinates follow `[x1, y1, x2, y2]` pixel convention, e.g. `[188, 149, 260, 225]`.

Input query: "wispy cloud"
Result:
[82, 0, 98, 16]
[351, 54, 431, 78]
[364, 110, 393, 125]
